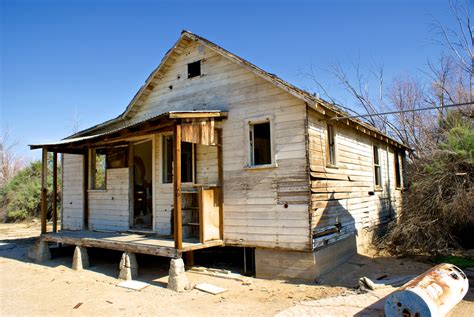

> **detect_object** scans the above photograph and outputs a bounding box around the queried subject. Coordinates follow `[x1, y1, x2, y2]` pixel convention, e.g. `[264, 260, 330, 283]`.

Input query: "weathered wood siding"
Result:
[133, 40, 311, 250]
[62, 154, 84, 230]
[307, 109, 402, 249]
[154, 134, 173, 235]
[88, 168, 130, 231]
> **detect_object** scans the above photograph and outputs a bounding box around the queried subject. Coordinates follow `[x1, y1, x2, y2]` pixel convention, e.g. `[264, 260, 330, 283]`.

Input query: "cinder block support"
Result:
[118, 252, 138, 280]
[167, 258, 191, 292]
[72, 246, 89, 271]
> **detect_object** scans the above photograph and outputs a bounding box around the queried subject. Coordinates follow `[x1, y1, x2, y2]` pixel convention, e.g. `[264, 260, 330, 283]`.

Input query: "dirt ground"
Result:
[0, 222, 472, 316]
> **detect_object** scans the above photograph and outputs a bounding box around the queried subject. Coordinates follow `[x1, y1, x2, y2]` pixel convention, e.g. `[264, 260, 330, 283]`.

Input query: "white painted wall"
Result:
[62, 154, 84, 230]
[88, 168, 130, 231]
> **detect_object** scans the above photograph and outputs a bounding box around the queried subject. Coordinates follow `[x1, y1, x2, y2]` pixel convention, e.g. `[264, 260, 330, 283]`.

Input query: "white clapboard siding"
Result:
[62, 154, 84, 230]
[88, 168, 130, 231]
[130, 41, 311, 250]
[308, 109, 403, 247]
[154, 134, 173, 235]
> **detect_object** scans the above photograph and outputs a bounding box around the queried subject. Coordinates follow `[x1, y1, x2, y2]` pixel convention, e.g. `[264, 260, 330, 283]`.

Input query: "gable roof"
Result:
[68, 30, 407, 149]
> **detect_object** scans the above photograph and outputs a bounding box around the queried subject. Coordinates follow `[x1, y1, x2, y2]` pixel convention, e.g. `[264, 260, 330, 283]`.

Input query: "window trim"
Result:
[161, 133, 195, 185]
[245, 116, 276, 169]
[89, 147, 107, 191]
[325, 123, 337, 168]
[372, 144, 382, 191]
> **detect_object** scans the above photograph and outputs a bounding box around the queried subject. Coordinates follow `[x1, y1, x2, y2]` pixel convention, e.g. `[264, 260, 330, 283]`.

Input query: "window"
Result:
[90, 148, 106, 190]
[326, 124, 336, 166]
[187, 60, 201, 78]
[394, 150, 402, 188]
[249, 121, 272, 166]
[162, 135, 194, 183]
[373, 145, 381, 188]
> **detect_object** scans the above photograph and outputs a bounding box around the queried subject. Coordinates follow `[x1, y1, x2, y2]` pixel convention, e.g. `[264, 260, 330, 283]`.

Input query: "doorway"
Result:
[131, 139, 153, 230]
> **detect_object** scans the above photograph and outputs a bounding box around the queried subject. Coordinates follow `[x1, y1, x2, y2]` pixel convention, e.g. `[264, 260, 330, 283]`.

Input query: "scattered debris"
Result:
[73, 302, 83, 309]
[358, 275, 415, 293]
[194, 283, 228, 295]
[189, 266, 247, 282]
[117, 280, 150, 291]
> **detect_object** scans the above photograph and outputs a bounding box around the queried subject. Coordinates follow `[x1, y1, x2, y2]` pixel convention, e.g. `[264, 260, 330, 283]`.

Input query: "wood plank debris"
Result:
[194, 283, 228, 295]
[117, 280, 150, 291]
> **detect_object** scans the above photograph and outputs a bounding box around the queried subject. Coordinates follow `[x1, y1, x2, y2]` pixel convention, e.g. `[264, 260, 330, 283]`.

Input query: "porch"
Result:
[30, 111, 228, 258]
[41, 230, 224, 258]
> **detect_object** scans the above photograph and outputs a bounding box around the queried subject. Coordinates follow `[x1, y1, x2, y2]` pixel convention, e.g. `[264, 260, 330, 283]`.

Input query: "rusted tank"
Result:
[385, 263, 469, 317]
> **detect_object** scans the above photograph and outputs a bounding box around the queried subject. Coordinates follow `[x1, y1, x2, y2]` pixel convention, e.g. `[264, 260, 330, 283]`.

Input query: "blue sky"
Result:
[1, 0, 456, 161]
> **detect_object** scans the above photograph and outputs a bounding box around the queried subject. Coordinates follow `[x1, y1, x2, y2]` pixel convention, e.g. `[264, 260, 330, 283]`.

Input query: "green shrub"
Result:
[0, 159, 58, 222]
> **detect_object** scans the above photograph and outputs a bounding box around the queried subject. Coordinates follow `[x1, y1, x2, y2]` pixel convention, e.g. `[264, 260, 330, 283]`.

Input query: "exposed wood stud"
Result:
[52, 152, 58, 233]
[83, 148, 89, 230]
[217, 129, 224, 240]
[41, 148, 48, 234]
[173, 123, 183, 250]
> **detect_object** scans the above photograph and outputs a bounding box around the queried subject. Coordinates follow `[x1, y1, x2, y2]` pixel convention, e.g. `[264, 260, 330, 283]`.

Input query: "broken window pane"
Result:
[163, 135, 194, 183]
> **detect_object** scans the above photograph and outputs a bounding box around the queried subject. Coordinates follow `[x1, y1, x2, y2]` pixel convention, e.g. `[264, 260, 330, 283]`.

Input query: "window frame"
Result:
[326, 123, 337, 167]
[161, 134, 195, 184]
[372, 144, 382, 190]
[89, 147, 107, 191]
[394, 149, 403, 189]
[245, 116, 276, 169]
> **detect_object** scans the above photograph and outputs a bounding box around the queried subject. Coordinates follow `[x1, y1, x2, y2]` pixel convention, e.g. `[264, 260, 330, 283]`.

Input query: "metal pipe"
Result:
[385, 263, 469, 317]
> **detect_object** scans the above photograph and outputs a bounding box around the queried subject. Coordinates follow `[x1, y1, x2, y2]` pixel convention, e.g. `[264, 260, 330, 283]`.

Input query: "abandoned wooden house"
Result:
[30, 31, 407, 281]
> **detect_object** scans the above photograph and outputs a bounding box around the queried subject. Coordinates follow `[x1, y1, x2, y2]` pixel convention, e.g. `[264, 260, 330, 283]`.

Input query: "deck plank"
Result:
[41, 231, 224, 258]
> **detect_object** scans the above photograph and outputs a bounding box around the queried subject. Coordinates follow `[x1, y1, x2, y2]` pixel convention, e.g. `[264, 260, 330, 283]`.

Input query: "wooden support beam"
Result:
[173, 123, 183, 250]
[40, 148, 48, 234]
[83, 149, 89, 230]
[217, 129, 224, 240]
[52, 152, 58, 233]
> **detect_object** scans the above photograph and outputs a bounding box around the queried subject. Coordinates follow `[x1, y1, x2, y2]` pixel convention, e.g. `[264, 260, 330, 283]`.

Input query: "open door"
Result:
[199, 187, 220, 242]
[131, 139, 153, 230]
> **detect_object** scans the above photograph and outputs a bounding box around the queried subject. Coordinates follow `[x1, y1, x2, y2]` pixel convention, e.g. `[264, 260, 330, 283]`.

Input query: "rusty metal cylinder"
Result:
[385, 263, 469, 317]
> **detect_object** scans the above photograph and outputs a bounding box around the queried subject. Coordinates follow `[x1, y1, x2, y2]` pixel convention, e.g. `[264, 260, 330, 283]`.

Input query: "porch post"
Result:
[217, 129, 224, 240]
[40, 148, 48, 234]
[173, 123, 183, 250]
[52, 152, 58, 233]
[83, 148, 89, 230]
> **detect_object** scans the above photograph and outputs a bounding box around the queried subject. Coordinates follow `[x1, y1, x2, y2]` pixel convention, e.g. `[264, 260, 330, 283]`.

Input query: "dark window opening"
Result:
[327, 124, 336, 165]
[163, 135, 194, 183]
[187, 60, 201, 78]
[250, 122, 272, 166]
[395, 150, 402, 188]
[373, 145, 381, 188]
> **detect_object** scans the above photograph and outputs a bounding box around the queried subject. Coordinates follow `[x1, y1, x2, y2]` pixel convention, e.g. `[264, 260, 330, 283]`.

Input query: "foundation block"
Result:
[118, 252, 138, 280]
[72, 246, 89, 271]
[167, 258, 191, 292]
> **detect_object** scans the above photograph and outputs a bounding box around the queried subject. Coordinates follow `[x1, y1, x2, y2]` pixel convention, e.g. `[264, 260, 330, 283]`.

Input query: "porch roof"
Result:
[29, 110, 227, 153]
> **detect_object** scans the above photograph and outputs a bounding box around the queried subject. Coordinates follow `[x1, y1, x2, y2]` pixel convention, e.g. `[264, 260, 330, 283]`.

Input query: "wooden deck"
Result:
[41, 230, 224, 258]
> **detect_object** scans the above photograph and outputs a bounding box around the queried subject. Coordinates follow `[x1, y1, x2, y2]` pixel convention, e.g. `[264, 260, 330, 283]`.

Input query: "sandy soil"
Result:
[0, 222, 472, 316]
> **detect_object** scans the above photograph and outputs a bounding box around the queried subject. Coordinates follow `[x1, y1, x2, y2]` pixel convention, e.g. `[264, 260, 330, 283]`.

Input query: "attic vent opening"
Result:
[187, 60, 201, 78]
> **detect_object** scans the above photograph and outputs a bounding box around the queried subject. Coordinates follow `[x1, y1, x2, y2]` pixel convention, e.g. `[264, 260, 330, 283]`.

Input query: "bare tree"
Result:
[431, 0, 472, 102]
[0, 128, 23, 187]
[67, 109, 82, 134]
[305, 0, 472, 157]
